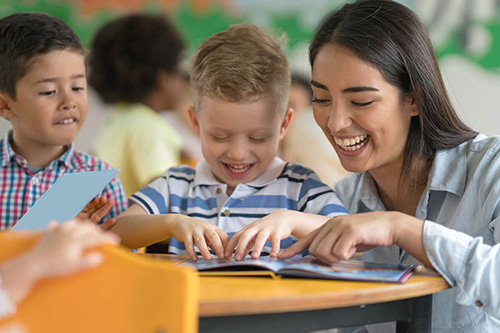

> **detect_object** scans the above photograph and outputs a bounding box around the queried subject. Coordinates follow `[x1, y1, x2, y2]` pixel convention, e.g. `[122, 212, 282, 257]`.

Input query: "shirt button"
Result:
[32, 177, 39, 185]
[216, 188, 222, 194]
[475, 300, 483, 307]
[60, 165, 66, 172]
[223, 209, 230, 216]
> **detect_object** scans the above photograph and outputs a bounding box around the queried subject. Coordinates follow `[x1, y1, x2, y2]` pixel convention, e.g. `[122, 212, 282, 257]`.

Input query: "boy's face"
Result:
[0, 50, 87, 153]
[189, 96, 293, 195]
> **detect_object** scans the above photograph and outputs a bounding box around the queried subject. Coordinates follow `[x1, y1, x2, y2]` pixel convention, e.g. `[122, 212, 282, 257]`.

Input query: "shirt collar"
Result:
[0, 132, 15, 167]
[0, 131, 76, 169]
[57, 143, 76, 169]
[357, 147, 467, 210]
[358, 172, 386, 212]
[426, 139, 471, 197]
[193, 157, 288, 188]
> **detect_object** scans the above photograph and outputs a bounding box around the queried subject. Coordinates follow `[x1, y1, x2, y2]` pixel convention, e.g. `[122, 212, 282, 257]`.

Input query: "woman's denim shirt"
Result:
[335, 134, 500, 332]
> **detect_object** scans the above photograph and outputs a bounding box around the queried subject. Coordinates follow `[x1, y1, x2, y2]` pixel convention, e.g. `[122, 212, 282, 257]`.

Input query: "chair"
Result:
[0, 231, 199, 333]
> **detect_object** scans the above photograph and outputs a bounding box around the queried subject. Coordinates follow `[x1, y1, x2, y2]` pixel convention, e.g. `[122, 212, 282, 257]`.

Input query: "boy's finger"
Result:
[278, 231, 315, 259]
[217, 230, 230, 249]
[99, 218, 116, 230]
[224, 234, 240, 258]
[89, 200, 114, 222]
[195, 234, 212, 261]
[234, 232, 255, 260]
[269, 236, 281, 257]
[183, 237, 198, 261]
[206, 231, 225, 259]
[250, 232, 269, 259]
[82, 197, 99, 213]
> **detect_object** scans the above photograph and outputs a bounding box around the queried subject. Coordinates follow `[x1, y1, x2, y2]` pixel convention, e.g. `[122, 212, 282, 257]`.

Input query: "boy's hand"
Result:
[76, 196, 116, 230]
[224, 210, 294, 261]
[170, 216, 229, 261]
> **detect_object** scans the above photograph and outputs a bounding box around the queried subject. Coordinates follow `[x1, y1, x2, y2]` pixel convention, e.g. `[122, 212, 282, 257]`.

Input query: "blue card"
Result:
[12, 169, 119, 231]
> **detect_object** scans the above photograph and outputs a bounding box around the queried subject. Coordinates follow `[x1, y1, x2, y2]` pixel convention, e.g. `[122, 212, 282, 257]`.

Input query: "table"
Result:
[197, 272, 449, 333]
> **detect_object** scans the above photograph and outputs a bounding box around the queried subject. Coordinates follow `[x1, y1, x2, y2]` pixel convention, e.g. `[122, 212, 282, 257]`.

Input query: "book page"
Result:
[280, 257, 421, 283]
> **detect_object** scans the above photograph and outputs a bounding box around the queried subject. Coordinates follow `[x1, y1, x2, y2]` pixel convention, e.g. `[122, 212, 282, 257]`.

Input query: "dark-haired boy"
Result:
[0, 12, 127, 229]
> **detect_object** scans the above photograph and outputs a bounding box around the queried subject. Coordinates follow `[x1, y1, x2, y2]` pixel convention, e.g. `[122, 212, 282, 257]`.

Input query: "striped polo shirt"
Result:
[0, 132, 128, 230]
[130, 157, 348, 256]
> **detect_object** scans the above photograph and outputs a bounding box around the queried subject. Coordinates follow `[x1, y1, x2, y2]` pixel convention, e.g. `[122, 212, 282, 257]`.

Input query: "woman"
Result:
[280, 0, 500, 331]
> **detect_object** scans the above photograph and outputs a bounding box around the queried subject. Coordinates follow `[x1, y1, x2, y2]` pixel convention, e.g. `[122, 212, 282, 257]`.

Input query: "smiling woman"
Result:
[279, 0, 500, 331]
[311, 45, 419, 177]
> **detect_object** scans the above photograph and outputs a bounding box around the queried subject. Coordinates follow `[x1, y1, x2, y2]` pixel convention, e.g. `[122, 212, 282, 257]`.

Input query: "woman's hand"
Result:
[279, 211, 428, 265]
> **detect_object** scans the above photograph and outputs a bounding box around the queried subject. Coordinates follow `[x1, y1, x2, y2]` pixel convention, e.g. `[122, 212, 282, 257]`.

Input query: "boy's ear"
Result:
[0, 93, 14, 120]
[187, 106, 200, 137]
[279, 107, 294, 140]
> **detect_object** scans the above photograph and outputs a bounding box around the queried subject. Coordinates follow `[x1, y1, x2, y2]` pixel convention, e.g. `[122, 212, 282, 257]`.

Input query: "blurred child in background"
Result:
[89, 13, 186, 196]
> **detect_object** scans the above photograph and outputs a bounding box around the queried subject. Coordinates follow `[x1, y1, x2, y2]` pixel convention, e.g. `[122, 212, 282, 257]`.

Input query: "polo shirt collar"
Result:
[193, 157, 288, 188]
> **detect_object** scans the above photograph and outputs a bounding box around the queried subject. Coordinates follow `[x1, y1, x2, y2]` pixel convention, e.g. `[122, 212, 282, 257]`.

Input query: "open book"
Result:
[180, 256, 421, 283]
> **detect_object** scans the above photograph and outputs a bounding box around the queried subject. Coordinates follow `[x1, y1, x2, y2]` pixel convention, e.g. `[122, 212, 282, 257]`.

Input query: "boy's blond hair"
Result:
[190, 24, 291, 114]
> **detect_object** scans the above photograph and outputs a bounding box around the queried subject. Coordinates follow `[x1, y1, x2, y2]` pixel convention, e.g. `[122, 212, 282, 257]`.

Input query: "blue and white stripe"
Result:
[130, 157, 348, 256]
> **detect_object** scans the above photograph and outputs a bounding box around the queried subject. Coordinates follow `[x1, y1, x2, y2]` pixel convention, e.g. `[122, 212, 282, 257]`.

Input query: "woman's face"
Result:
[311, 44, 418, 177]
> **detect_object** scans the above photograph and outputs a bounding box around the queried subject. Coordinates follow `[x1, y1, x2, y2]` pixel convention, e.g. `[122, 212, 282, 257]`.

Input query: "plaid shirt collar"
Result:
[0, 131, 83, 170]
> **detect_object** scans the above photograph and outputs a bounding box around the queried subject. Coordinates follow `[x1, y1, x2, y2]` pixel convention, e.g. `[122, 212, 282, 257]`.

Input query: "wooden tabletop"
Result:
[198, 272, 449, 317]
[144, 254, 450, 318]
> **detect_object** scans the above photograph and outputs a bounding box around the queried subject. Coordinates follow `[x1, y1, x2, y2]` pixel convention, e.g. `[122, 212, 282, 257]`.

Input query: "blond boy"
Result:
[112, 24, 348, 260]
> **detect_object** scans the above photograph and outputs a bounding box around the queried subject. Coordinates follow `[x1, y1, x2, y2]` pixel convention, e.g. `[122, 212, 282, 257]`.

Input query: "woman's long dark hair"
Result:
[310, 0, 477, 185]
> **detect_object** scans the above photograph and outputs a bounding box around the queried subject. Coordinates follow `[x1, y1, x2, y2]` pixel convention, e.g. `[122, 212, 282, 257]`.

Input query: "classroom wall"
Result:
[1, 0, 500, 152]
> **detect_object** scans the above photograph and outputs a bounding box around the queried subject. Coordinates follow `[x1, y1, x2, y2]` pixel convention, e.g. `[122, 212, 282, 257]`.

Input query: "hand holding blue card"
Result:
[12, 169, 119, 231]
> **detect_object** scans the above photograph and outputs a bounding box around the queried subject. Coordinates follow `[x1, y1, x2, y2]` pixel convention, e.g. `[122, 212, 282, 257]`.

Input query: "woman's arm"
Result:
[423, 221, 500, 319]
[279, 211, 432, 266]
[280, 211, 500, 318]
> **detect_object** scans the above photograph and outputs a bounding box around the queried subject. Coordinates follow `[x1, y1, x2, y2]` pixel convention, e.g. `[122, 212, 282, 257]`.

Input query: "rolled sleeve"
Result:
[424, 220, 500, 318]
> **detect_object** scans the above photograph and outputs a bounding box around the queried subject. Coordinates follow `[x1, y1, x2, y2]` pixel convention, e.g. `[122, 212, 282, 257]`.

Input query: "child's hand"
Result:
[31, 220, 120, 278]
[76, 196, 116, 230]
[225, 210, 294, 260]
[0, 219, 120, 304]
[170, 216, 229, 261]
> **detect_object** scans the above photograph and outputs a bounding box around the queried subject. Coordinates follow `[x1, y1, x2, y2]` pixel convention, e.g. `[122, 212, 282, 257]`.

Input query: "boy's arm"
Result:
[110, 204, 172, 249]
[111, 204, 229, 260]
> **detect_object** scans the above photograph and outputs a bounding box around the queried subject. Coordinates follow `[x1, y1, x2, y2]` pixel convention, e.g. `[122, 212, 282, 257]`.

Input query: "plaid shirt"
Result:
[0, 133, 127, 230]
